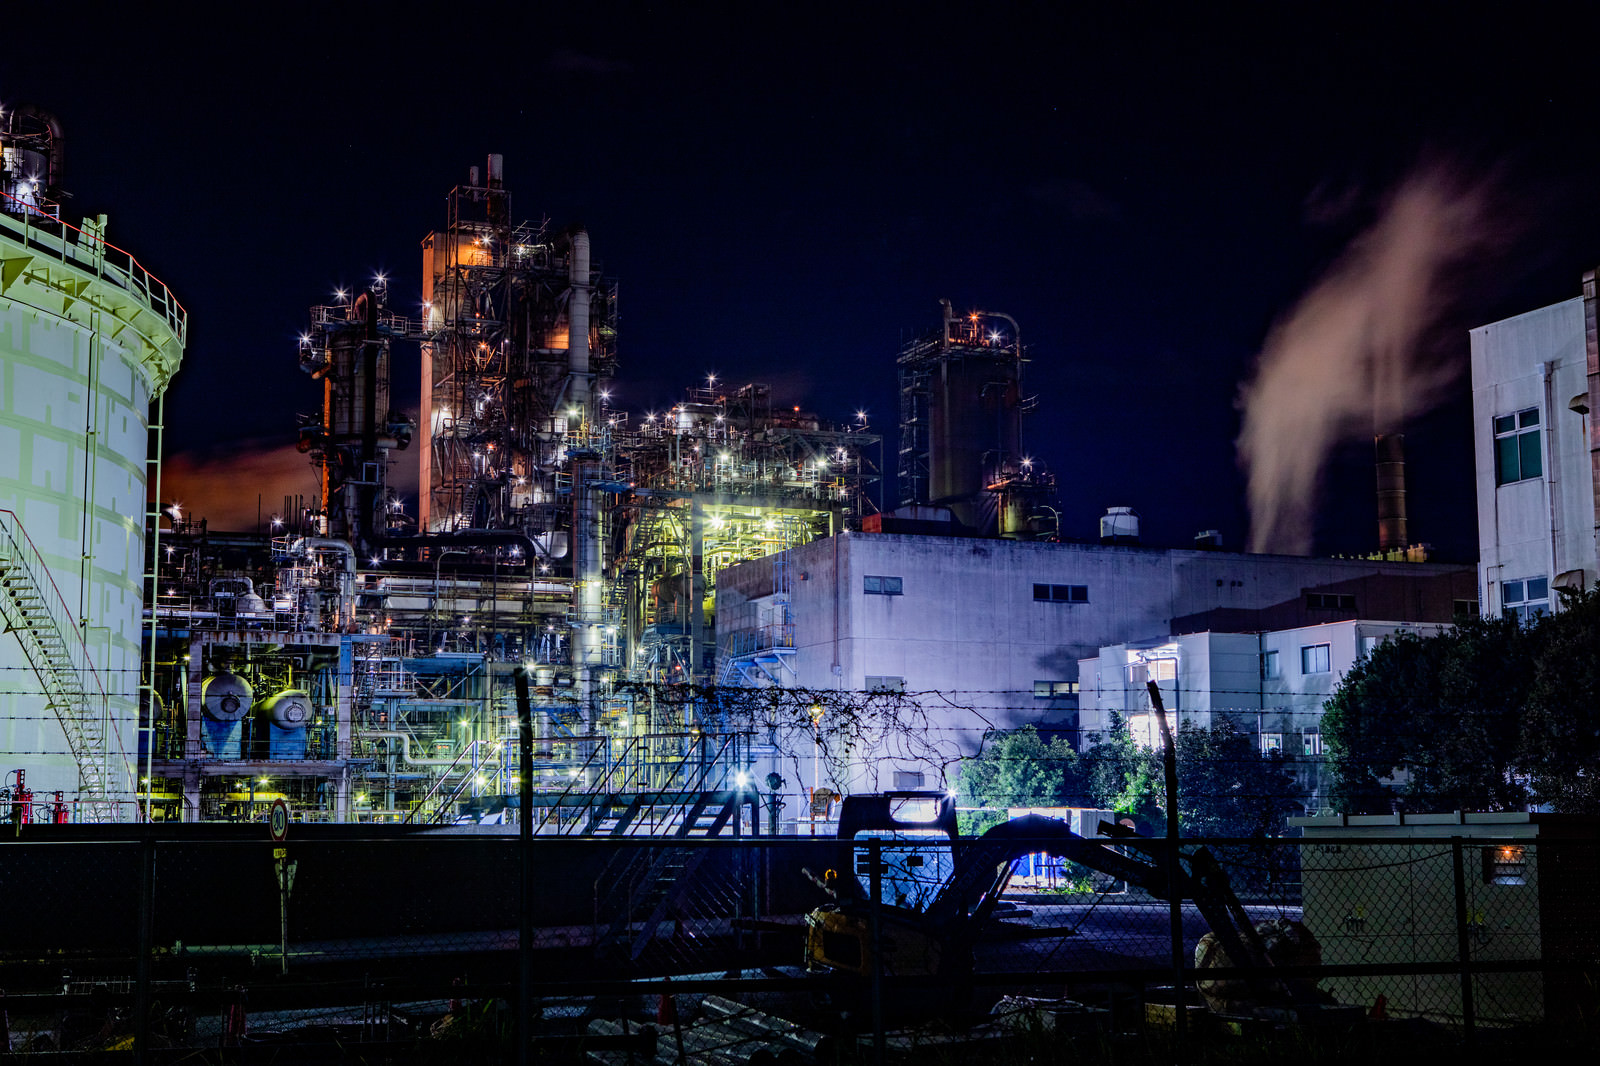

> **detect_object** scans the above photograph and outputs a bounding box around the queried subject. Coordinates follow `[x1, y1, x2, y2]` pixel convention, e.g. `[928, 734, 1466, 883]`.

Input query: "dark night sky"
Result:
[9, 3, 1600, 559]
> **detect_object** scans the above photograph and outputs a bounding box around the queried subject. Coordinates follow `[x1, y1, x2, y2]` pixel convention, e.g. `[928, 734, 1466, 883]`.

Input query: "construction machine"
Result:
[803, 794, 1327, 1019]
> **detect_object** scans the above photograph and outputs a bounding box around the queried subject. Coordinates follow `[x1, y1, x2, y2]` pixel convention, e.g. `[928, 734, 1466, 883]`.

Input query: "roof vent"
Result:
[1099, 506, 1140, 546]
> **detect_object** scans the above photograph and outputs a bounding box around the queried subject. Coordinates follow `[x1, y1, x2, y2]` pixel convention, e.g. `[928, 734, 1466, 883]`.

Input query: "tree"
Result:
[1081, 714, 1163, 829]
[1520, 589, 1600, 812]
[1170, 721, 1302, 838]
[957, 725, 1092, 833]
[1324, 616, 1536, 814]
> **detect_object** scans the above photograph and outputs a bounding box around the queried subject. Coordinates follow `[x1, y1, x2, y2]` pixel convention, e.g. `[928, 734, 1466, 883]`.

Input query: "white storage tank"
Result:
[0, 111, 185, 821]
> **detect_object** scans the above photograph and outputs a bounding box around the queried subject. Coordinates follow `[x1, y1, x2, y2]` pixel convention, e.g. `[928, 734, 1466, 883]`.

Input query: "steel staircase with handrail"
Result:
[0, 510, 116, 820]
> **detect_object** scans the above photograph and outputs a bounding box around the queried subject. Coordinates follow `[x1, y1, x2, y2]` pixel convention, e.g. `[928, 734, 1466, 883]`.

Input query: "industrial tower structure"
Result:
[139, 157, 881, 826]
[897, 299, 1053, 537]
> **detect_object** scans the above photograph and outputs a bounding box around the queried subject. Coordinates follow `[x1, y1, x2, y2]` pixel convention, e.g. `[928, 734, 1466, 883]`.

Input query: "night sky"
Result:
[9, 4, 1600, 559]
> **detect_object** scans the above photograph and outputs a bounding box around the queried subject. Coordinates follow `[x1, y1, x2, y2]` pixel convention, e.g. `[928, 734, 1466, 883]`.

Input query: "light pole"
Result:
[808, 701, 825, 836]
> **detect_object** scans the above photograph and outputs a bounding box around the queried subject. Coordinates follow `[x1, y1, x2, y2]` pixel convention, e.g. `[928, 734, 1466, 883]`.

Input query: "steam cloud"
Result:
[1237, 163, 1500, 555]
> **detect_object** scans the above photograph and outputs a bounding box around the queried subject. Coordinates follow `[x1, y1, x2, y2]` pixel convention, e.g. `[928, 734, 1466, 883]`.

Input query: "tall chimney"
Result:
[1375, 433, 1407, 551]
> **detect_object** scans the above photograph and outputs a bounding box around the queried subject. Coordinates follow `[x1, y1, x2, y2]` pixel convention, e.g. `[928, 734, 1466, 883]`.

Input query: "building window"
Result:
[1306, 592, 1356, 610]
[1301, 643, 1332, 674]
[1302, 728, 1324, 756]
[1494, 408, 1542, 485]
[865, 675, 905, 693]
[1453, 599, 1481, 618]
[892, 770, 926, 790]
[1262, 650, 1280, 680]
[1033, 583, 1088, 603]
[1033, 680, 1079, 698]
[1482, 844, 1527, 886]
[863, 575, 903, 596]
[1502, 578, 1548, 623]
[1260, 732, 1283, 754]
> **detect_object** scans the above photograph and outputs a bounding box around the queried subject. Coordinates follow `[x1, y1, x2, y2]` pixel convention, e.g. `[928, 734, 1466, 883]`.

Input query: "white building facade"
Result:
[716, 532, 1474, 820]
[1079, 620, 1448, 811]
[1470, 291, 1598, 616]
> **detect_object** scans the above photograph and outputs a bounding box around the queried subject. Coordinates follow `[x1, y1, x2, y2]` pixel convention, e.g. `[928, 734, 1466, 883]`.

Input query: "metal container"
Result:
[201, 671, 254, 722]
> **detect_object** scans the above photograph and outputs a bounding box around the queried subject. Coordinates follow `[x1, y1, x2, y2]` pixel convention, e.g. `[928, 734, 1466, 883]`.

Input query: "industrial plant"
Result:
[87, 151, 886, 826]
[3, 124, 1490, 831]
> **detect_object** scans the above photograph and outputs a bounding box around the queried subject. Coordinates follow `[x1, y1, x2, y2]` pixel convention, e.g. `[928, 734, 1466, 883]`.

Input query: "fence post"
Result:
[515, 666, 534, 1066]
[868, 837, 884, 1066]
[1451, 838, 1476, 1041]
[133, 830, 155, 1066]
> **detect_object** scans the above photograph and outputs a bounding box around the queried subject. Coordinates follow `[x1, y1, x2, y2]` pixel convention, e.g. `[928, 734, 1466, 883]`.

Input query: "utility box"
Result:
[1292, 812, 1600, 1026]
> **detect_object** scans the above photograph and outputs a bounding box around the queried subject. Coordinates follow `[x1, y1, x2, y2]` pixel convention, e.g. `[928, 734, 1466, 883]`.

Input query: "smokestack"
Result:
[486, 153, 504, 188]
[1375, 433, 1408, 551]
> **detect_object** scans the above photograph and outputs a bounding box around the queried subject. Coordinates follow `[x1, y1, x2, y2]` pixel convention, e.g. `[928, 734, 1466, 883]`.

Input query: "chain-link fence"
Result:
[1, 829, 1595, 1061]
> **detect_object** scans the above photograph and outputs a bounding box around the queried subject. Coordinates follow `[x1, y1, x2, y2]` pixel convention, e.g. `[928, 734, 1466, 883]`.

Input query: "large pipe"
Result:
[288, 537, 358, 625]
[1375, 433, 1407, 552]
[363, 731, 484, 767]
[568, 229, 591, 418]
[571, 451, 604, 719]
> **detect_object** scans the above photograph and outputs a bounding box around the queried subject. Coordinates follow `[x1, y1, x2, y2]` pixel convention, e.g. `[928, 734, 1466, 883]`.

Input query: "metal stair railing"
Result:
[0, 510, 117, 821]
[589, 734, 749, 959]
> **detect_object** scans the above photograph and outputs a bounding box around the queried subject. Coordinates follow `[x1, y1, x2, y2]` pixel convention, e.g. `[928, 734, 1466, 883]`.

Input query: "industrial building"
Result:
[1078, 618, 1452, 810]
[0, 106, 186, 821]
[1470, 277, 1600, 614]
[716, 521, 1476, 816]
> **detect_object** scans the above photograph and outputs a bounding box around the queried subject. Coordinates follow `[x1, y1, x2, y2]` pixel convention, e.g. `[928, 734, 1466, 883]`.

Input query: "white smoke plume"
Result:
[1237, 163, 1501, 555]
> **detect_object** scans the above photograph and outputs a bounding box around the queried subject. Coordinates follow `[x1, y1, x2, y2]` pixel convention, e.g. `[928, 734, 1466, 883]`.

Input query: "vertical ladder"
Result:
[0, 510, 116, 820]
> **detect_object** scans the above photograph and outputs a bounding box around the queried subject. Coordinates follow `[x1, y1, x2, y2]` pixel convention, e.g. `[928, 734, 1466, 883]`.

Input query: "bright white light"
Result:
[816, 458, 828, 470]
[375, 272, 387, 284]
[335, 288, 347, 301]
[736, 771, 750, 787]
[718, 452, 730, 461]
[369, 557, 380, 566]
[599, 390, 611, 401]
[856, 410, 867, 421]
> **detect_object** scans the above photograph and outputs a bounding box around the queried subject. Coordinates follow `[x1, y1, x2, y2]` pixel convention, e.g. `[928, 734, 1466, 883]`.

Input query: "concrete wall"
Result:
[1471, 297, 1597, 611]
